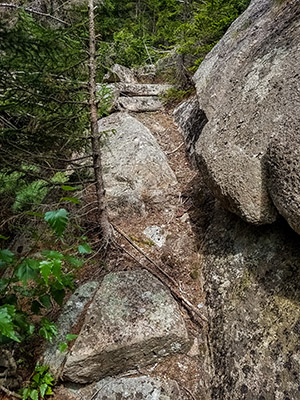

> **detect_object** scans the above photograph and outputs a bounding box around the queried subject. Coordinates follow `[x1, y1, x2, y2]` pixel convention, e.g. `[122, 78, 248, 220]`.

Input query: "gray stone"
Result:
[116, 83, 173, 97]
[134, 64, 157, 82]
[173, 97, 208, 165]
[63, 270, 189, 383]
[63, 376, 187, 400]
[192, 0, 300, 225]
[103, 64, 137, 84]
[42, 281, 98, 378]
[143, 225, 167, 248]
[267, 133, 300, 235]
[0, 349, 20, 389]
[203, 203, 300, 400]
[118, 96, 163, 112]
[100, 112, 177, 216]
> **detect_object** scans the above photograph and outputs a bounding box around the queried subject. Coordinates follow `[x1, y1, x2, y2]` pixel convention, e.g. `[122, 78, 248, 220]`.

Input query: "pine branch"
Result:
[0, 3, 70, 25]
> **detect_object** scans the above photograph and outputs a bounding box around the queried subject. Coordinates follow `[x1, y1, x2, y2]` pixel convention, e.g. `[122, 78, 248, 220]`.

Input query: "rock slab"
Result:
[118, 96, 163, 112]
[61, 376, 187, 400]
[100, 112, 177, 216]
[193, 0, 300, 226]
[43, 282, 98, 377]
[63, 270, 189, 383]
[173, 96, 208, 165]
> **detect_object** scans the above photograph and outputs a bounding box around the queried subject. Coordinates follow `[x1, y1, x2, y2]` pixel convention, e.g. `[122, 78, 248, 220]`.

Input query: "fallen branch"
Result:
[0, 3, 70, 25]
[182, 386, 197, 400]
[112, 225, 208, 326]
[166, 142, 184, 155]
[0, 385, 22, 399]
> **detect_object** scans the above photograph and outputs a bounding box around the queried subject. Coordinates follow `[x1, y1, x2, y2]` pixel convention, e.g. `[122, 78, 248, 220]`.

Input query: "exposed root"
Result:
[112, 224, 208, 327]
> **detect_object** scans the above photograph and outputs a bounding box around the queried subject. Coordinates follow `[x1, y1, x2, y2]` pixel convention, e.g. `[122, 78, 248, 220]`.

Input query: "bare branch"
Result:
[0, 3, 70, 25]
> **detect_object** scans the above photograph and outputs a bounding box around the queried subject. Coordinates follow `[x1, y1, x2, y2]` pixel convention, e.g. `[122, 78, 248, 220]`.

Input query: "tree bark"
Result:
[88, 0, 111, 243]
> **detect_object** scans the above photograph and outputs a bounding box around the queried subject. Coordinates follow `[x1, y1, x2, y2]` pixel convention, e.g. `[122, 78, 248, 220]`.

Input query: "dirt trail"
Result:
[103, 108, 210, 397]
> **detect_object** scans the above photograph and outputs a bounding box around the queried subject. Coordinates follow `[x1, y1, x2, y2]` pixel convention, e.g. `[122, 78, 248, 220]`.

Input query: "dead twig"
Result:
[0, 3, 70, 25]
[180, 384, 197, 400]
[112, 225, 208, 326]
[0, 385, 22, 399]
[166, 142, 184, 155]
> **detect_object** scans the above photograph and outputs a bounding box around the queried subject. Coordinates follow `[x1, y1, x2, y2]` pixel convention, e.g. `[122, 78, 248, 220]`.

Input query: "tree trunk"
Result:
[88, 0, 111, 243]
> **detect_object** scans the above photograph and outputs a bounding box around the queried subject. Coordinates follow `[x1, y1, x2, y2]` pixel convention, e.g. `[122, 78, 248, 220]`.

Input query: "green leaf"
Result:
[39, 260, 53, 285]
[64, 255, 83, 268]
[46, 386, 53, 395]
[0, 306, 20, 342]
[78, 243, 92, 254]
[42, 250, 64, 260]
[44, 208, 68, 237]
[16, 259, 39, 284]
[66, 333, 78, 341]
[39, 383, 48, 398]
[42, 372, 54, 386]
[0, 235, 9, 240]
[60, 196, 80, 204]
[50, 288, 65, 306]
[25, 211, 44, 218]
[32, 373, 41, 384]
[22, 388, 31, 400]
[0, 278, 9, 292]
[29, 389, 38, 400]
[31, 301, 42, 315]
[59, 342, 68, 352]
[39, 294, 51, 309]
[34, 363, 48, 374]
[14, 312, 33, 336]
[39, 318, 57, 342]
[0, 249, 14, 265]
[61, 185, 78, 191]
[51, 259, 62, 284]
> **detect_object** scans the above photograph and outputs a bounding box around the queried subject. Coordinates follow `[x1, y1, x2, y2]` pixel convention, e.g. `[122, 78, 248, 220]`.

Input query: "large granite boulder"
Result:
[63, 270, 189, 383]
[203, 203, 300, 399]
[100, 112, 177, 216]
[193, 0, 300, 225]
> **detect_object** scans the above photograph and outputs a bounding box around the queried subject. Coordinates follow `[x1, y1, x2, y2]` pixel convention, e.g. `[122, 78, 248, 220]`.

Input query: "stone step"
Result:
[118, 96, 163, 112]
[62, 270, 189, 383]
[116, 82, 172, 97]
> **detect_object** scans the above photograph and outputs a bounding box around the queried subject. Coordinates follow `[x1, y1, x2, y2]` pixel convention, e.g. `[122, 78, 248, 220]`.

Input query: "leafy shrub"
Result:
[0, 208, 89, 345]
[21, 363, 54, 400]
[161, 87, 193, 106]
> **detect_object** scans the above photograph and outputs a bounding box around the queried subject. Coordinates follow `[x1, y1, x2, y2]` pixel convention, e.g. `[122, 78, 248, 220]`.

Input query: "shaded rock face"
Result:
[193, 0, 300, 226]
[203, 205, 300, 399]
[61, 376, 187, 400]
[173, 97, 208, 165]
[267, 133, 300, 235]
[63, 270, 189, 383]
[0, 349, 20, 389]
[100, 112, 177, 216]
